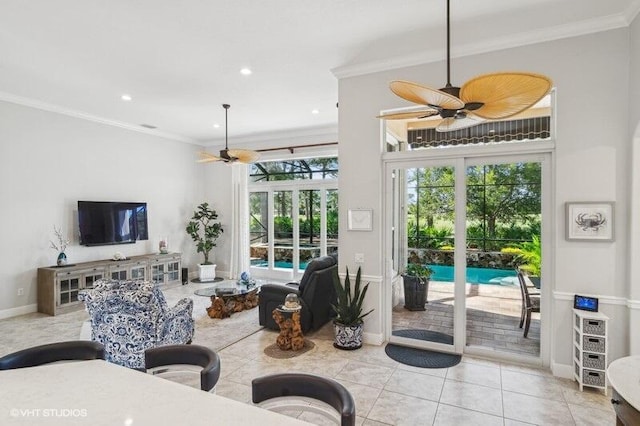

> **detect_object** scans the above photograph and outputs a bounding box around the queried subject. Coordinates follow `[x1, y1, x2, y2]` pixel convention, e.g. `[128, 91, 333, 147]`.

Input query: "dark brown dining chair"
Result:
[0, 341, 105, 370]
[517, 270, 540, 338]
[144, 344, 221, 392]
[252, 373, 356, 426]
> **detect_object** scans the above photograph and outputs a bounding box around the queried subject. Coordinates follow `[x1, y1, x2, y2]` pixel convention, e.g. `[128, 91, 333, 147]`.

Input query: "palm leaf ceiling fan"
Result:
[379, 0, 552, 132]
[198, 104, 260, 164]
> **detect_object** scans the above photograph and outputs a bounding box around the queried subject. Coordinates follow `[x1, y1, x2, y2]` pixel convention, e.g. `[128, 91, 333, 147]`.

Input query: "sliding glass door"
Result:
[385, 153, 549, 360]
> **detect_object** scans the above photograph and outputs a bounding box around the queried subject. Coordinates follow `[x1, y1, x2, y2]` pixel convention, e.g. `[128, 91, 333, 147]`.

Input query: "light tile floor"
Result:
[214, 325, 614, 425]
[0, 282, 611, 425]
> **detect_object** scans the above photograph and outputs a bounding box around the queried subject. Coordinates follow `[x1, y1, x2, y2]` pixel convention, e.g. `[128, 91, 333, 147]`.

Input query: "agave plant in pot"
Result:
[402, 263, 433, 311]
[186, 202, 223, 282]
[332, 266, 373, 350]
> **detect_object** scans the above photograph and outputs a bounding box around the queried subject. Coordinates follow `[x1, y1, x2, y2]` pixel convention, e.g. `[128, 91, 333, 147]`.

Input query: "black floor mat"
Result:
[385, 329, 461, 368]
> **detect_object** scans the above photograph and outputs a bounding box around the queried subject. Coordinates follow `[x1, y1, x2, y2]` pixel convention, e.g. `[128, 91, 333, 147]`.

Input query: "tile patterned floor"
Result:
[0, 283, 610, 425]
[215, 325, 613, 425]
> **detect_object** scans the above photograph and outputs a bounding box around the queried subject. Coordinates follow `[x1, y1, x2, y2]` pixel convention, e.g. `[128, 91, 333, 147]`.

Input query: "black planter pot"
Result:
[402, 275, 429, 311]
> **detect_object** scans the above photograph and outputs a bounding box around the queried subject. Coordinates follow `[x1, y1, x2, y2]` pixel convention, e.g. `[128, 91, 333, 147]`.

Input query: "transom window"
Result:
[250, 158, 338, 182]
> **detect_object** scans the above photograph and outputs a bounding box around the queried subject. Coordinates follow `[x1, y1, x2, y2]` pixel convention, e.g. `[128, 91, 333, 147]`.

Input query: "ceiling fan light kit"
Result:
[198, 104, 260, 164]
[380, 0, 552, 133]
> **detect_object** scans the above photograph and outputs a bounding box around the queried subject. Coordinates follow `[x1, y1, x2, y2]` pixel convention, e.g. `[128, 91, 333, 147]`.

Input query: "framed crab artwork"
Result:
[565, 202, 614, 241]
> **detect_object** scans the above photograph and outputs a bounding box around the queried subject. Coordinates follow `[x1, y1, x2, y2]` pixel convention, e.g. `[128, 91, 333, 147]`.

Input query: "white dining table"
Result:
[0, 359, 311, 425]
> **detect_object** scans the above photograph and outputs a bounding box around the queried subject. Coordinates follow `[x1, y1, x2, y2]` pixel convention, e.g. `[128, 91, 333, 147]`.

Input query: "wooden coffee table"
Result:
[195, 280, 261, 319]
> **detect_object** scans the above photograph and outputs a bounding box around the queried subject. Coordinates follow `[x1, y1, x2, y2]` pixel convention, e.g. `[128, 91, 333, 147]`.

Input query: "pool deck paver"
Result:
[393, 281, 540, 357]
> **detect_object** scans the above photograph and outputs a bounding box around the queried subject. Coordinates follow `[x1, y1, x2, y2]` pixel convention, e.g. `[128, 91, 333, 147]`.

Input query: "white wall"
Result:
[0, 101, 204, 316]
[628, 12, 640, 355]
[202, 162, 234, 276]
[338, 28, 632, 367]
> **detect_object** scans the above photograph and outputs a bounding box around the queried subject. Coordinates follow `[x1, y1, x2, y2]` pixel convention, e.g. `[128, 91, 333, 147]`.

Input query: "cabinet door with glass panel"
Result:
[57, 267, 105, 307]
[149, 253, 181, 285]
[109, 260, 148, 281]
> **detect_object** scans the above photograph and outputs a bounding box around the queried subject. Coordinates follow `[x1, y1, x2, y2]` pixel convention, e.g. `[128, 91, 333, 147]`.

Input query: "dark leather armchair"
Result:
[259, 256, 338, 333]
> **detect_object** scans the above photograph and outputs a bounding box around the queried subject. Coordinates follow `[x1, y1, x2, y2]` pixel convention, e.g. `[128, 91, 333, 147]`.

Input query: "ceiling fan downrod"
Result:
[441, 0, 460, 98]
[223, 103, 230, 151]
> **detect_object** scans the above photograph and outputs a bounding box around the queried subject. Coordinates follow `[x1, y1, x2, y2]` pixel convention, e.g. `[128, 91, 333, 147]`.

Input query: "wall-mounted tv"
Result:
[78, 201, 148, 246]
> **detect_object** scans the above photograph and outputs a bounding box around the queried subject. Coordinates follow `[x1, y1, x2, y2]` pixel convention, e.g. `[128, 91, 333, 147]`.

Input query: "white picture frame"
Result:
[565, 202, 614, 242]
[348, 209, 373, 231]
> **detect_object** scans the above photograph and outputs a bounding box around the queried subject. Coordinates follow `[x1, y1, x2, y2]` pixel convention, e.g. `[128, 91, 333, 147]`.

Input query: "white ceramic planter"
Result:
[198, 264, 217, 282]
[333, 321, 363, 350]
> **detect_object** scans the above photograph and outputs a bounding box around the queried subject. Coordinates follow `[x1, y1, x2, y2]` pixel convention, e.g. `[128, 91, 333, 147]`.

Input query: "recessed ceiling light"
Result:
[213, 123, 220, 128]
[240, 68, 252, 76]
[311, 109, 319, 114]
[121, 94, 132, 101]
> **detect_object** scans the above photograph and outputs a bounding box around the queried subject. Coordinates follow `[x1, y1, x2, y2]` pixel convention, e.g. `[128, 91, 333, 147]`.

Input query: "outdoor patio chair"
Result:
[517, 271, 540, 338]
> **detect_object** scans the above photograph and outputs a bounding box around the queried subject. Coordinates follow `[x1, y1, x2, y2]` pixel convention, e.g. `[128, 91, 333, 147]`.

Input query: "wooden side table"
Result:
[272, 307, 304, 351]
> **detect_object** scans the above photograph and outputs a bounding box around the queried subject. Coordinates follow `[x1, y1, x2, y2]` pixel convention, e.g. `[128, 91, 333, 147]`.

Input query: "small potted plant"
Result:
[402, 263, 432, 311]
[331, 266, 373, 350]
[186, 202, 223, 282]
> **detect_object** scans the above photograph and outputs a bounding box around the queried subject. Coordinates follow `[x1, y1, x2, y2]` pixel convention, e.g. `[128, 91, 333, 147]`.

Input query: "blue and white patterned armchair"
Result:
[78, 279, 194, 369]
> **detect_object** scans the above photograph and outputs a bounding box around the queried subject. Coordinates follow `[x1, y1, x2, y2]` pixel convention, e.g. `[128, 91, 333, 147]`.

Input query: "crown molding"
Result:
[0, 91, 198, 145]
[627, 0, 640, 23]
[201, 125, 339, 148]
[332, 12, 630, 79]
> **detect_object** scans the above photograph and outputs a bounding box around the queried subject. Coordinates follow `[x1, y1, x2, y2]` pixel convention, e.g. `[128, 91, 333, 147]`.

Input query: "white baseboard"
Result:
[364, 332, 384, 346]
[0, 303, 37, 320]
[551, 361, 574, 379]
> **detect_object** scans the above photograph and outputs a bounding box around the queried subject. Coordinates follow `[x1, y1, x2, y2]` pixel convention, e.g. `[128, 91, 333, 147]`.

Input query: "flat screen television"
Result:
[78, 201, 148, 246]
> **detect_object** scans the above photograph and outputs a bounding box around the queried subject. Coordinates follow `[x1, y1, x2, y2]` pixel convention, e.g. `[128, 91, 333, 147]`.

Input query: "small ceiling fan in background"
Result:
[198, 104, 260, 164]
[378, 0, 552, 132]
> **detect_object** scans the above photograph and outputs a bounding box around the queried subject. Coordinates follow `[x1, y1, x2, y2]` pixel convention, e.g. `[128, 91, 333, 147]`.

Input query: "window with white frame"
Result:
[248, 157, 338, 280]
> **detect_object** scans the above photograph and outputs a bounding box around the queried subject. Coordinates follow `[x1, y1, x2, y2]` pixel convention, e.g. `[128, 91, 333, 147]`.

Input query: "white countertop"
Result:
[607, 355, 640, 410]
[0, 360, 311, 425]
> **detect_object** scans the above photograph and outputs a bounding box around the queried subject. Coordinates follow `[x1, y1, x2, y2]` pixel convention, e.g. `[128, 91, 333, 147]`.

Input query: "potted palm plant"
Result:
[186, 202, 223, 282]
[402, 263, 433, 311]
[332, 266, 373, 350]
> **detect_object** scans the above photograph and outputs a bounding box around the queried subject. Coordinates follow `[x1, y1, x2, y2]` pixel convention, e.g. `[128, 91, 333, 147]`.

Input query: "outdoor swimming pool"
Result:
[251, 260, 516, 285]
[251, 260, 310, 269]
[428, 264, 517, 285]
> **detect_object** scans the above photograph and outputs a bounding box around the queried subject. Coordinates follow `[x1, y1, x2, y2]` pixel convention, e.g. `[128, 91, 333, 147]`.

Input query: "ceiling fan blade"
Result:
[377, 109, 439, 120]
[460, 72, 552, 120]
[390, 80, 464, 110]
[436, 115, 485, 132]
[196, 151, 222, 163]
[227, 149, 260, 164]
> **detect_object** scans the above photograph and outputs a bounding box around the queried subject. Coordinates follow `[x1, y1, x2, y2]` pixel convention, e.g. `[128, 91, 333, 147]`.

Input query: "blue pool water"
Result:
[428, 265, 517, 286]
[251, 260, 309, 269]
[251, 260, 515, 285]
